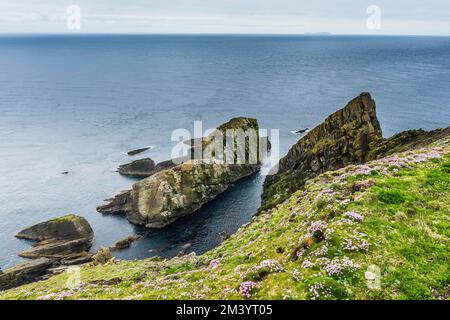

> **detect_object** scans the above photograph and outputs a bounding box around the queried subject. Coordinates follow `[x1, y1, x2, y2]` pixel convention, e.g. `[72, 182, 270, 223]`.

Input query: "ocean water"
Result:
[0, 35, 449, 269]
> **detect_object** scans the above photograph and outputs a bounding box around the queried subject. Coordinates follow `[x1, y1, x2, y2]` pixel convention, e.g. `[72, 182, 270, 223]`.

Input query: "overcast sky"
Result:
[1, 0, 449, 35]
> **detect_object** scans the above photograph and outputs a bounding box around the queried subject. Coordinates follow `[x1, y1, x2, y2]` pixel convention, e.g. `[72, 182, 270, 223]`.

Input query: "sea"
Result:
[1, 34, 449, 269]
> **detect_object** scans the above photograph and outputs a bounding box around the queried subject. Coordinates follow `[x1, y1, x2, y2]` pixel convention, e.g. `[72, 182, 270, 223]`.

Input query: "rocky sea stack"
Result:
[98, 117, 263, 228]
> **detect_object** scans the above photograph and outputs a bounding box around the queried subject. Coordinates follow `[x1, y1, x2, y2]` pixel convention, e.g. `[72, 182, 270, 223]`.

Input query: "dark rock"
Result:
[262, 93, 383, 209]
[109, 235, 141, 251]
[61, 171, 69, 175]
[0, 258, 54, 291]
[15, 214, 94, 263]
[59, 252, 93, 266]
[367, 126, 450, 160]
[98, 117, 262, 228]
[127, 146, 151, 156]
[219, 231, 230, 242]
[18, 238, 91, 259]
[97, 190, 131, 215]
[118, 158, 156, 177]
[16, 214, 93, 243]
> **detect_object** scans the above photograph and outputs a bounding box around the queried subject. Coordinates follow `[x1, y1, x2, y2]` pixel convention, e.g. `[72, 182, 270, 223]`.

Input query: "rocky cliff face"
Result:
[262, 92, 383, 209]
[98, 117, 262, 228]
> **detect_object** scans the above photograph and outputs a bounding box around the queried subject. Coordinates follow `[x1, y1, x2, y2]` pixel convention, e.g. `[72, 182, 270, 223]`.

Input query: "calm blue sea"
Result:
[0, 35, 449, 269]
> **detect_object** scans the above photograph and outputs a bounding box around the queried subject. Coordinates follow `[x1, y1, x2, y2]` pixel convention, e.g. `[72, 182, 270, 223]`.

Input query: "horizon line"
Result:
[1, 32, 450, 37]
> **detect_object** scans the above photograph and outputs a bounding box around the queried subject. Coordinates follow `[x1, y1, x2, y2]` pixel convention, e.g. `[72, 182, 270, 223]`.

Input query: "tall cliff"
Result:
[262, 92, 383, 209]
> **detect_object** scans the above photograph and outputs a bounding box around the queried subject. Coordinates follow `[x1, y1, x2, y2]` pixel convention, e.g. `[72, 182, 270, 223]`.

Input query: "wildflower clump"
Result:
[238, 281, 258, 299]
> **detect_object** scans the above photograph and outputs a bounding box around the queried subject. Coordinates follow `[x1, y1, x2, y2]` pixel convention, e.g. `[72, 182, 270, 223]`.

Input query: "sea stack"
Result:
[98, 117, 263, 228]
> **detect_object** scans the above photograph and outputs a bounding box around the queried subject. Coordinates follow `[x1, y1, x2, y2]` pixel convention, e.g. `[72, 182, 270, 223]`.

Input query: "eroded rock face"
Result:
[15, 215, 94, 259]
[262, 92, 383, 209]
[0, 258, 54, 291]
[98, 117, 262, 228]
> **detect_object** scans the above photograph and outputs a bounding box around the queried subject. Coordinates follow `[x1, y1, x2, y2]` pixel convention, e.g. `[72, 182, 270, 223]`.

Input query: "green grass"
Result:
[1, 143, 449, 300]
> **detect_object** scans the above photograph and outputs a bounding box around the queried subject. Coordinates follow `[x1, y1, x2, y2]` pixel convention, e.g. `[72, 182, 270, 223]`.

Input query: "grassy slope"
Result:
[1, 139, 449, 300]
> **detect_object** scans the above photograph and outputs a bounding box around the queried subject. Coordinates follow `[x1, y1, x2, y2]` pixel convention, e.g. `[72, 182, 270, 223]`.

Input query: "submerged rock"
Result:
[109, 235, 141, 251]
[263, 92, 383, 208]
[0, 258, 54, 291]
[98, 117, 262, 228]
[127, 146, 152, 156]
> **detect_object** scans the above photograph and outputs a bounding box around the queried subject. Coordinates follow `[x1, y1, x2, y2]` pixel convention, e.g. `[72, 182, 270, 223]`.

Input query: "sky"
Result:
[0, 0, 449, 35]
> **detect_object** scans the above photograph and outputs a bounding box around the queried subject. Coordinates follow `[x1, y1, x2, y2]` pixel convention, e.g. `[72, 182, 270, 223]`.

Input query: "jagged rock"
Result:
[0, 258, 54, 291]
[118, 158, 156, 177]
[98, 117, 262, 228]
[97, 190, 131, 215]
[92, 247, 113, 265]
[15, 215, 94, 260]
[263, 93, 383, 209]
[109, 235, 141, 251]
[368, 127, 450, 160]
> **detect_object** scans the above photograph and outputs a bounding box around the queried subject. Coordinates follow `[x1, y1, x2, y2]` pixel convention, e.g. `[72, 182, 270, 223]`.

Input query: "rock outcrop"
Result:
[0, 258, 54, 291]
[15, 214, 94, 259]
[118, 158, 181, 178]
[0, 215, 95, 291]
[367, 126, 450, 160]
[262, 92, 383, 209]
[98, 117, 262, 228]
[118, 158, 156, 177]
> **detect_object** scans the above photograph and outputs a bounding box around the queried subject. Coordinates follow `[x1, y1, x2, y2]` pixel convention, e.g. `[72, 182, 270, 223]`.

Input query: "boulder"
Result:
[262, 92, 383, 209]
[0, 258, 54, 291]
[98, 117, 263, 228]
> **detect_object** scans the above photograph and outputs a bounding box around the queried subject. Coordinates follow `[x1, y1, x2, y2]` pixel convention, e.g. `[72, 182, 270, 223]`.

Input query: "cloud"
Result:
[0, 0, 449, 34]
